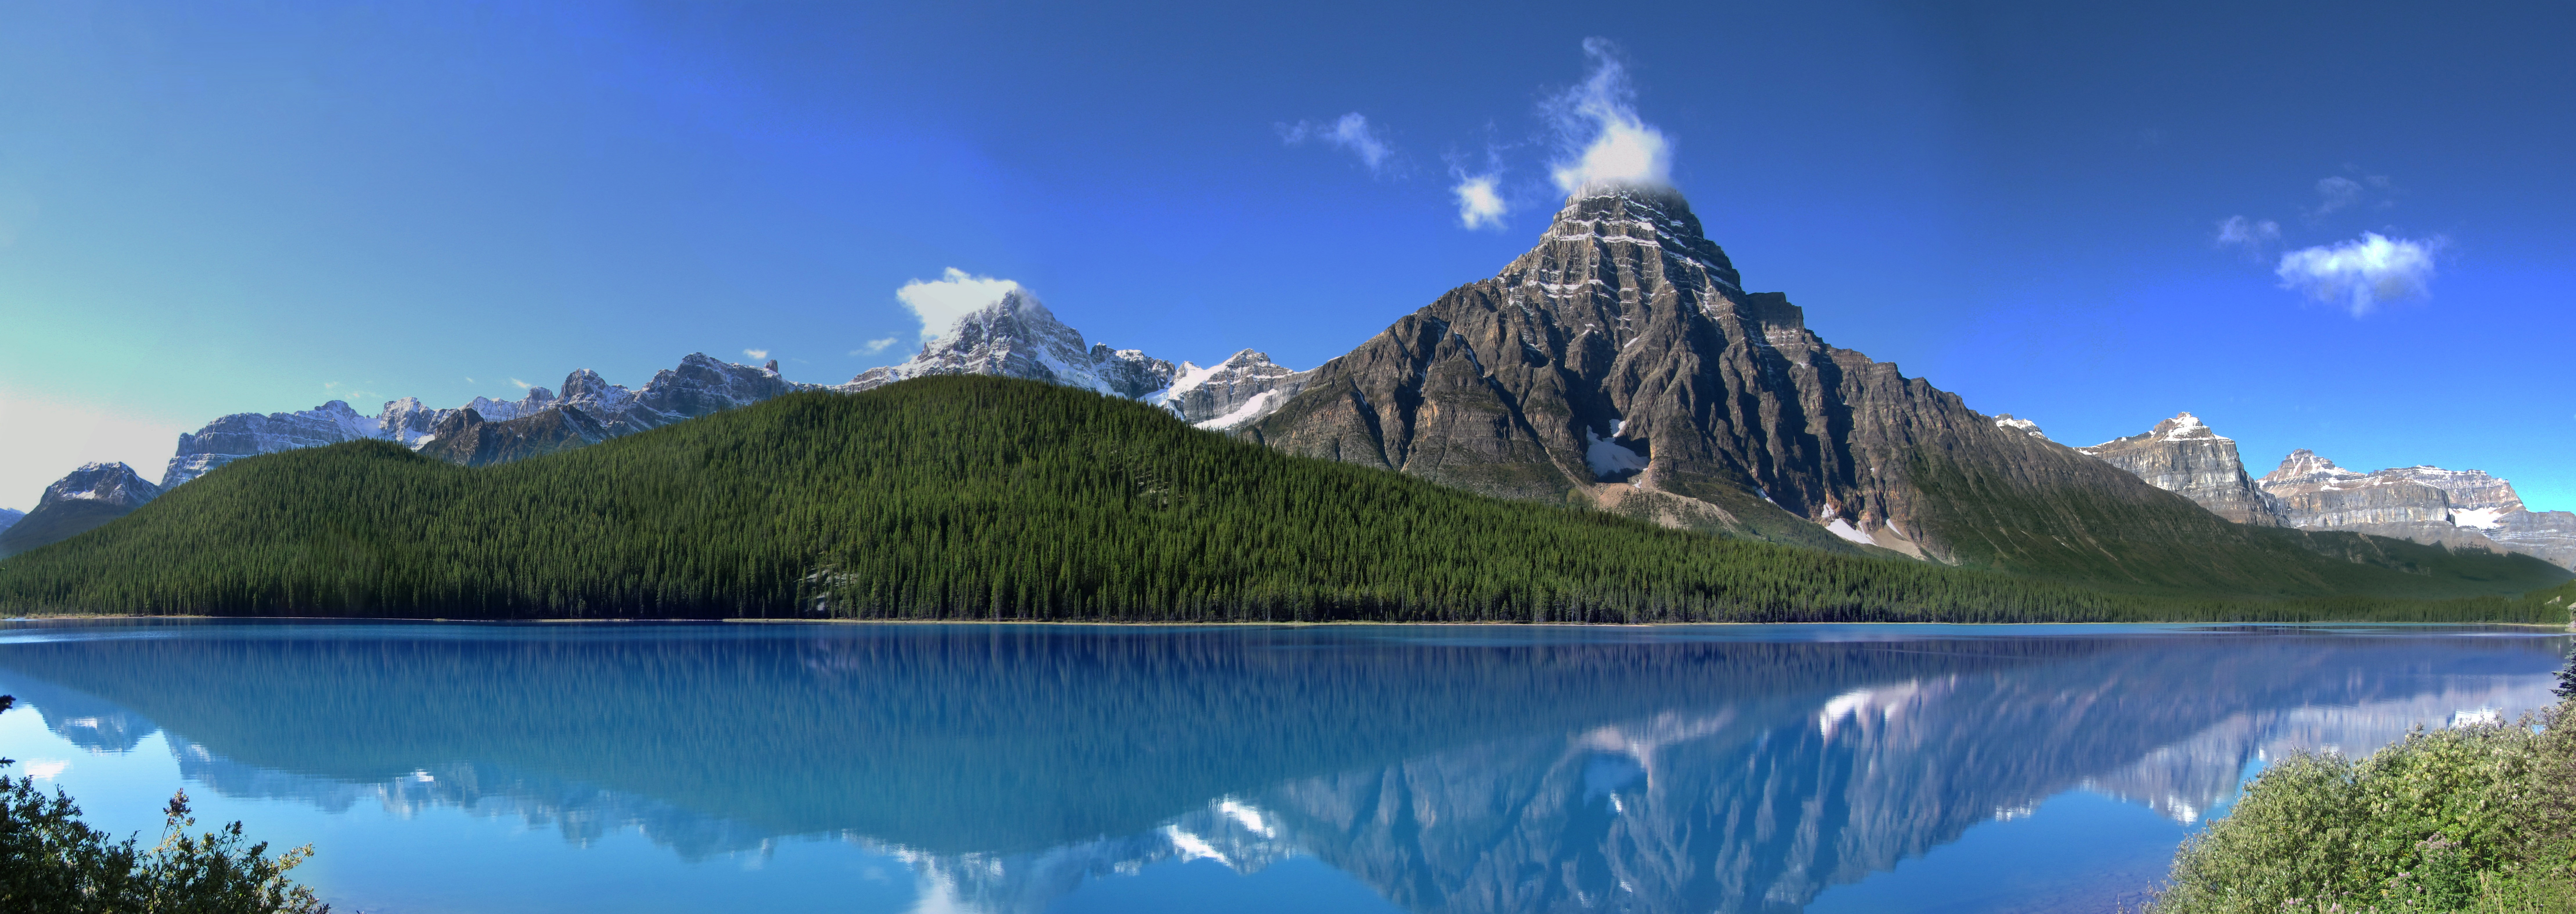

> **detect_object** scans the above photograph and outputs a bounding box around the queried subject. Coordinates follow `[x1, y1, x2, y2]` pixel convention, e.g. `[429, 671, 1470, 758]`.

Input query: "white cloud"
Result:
[1453, 174, 1508, 229]
[895, 267, 1021, 342]
[2275, 232, 2443, 316]
[744, 348, 770, 360]
[0, 389, 186, 511]
[856, 337, 900, 355]
[1280, 113, 1394, 173]
[1545, 39, 1672, 195]
[510, 378, 532, 389]
[2215, 216, 2281, 251]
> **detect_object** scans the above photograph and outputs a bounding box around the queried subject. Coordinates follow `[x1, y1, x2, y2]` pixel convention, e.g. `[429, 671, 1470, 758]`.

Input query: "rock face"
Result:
[2489, 511, 2576, 571]
[2077, 413, 2287, 526]
[146, 353, 800, 477]
[1241, 184, 2286, 575]
[2258, 450, 2455, 528]
[164, 400, 389, 487]
[2377, 466, 2525, 528]
[0, 462, 163, 558]
[1159, 350, 1314, 430]
[2257, 451, 2576, 570]
[418, 355, 803, 468]
[841, 290, 1179, 400]
[836, 289, 1312, 427]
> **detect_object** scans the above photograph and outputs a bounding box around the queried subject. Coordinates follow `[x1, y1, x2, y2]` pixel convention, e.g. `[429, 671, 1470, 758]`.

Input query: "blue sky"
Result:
[1, 1, 2570, 513]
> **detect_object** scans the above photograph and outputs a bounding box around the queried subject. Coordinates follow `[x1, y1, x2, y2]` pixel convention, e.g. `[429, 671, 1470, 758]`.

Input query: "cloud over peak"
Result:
[2275, 233, 2442, 317]
[1546, 39, 1672, 195]
[1280, 113, 1394, 173]
[1452, 173, 1508, 229]
[895, 268, 1021, 342]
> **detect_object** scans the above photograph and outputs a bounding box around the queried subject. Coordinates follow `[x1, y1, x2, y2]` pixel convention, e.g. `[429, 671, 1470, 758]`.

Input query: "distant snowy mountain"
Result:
[836, 288, 1305, 426]
[1157, 350, 1312, 431]
[0, 462, 163, 558]
[840, 289, 1175, 399]
[2255, 449, 2576, 571]
[419, 355, 804, 467]
[0, 509, 21, 535]
[2077, 413, 2286, 526]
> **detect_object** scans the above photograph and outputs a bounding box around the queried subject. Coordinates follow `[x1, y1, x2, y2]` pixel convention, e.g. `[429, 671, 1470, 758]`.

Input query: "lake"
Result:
[0, 620, 2563, 913]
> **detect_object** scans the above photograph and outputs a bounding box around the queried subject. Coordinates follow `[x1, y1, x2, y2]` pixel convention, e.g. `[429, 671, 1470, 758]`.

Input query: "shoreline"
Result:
[3, 614, 2567, 630]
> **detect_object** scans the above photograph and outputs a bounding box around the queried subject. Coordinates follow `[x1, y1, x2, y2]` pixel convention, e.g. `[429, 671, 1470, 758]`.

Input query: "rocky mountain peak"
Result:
[2078, 413, 2284, 526]
[0, 462, 163, 558]
[557, 369, 635, 412]
[1499, 187, 1745, 330]
[2251, 450, 2572, 570]
[2151, 412, 2223, 441]
[1161, 349, 1312, 430]
[41, 462, 161, 509]
[2262, 449, 2359, 486]
[1239, 183, 2259, 568]
[839, 287, 1191, 401]
[2375, 466, 2525, 520]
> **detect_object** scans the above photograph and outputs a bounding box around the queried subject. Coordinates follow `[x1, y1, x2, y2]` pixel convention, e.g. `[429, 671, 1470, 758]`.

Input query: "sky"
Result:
[1, 1, 2570, 513]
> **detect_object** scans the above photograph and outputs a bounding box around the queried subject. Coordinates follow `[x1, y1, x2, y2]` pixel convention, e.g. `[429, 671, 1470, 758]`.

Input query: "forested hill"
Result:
[0, 376, 2564, 622]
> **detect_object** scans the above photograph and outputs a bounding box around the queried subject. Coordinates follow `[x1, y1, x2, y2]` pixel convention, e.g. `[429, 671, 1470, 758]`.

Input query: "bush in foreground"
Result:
[2151, 698, 2576, 913]
[0, 695, 327, 913]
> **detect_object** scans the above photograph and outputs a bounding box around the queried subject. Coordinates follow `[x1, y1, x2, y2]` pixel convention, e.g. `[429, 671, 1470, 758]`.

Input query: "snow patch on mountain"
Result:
[1991, 414, 2048, 440]
[1584, 423, 1647, 483]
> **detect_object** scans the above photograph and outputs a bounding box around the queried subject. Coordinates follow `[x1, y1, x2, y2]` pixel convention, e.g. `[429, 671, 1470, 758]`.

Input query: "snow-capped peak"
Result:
[41, 462, 161, 508]
[2154, 412, 2222, 442]
[1992, 414, 2048, 440]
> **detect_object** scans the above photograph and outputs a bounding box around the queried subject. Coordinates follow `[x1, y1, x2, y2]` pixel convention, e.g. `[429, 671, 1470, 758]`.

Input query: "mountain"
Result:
[1160, 350, 1313, 430]
[417, 355, 803, 467]
[0, 462, 163, 558]
[2258, 450, 2576, 570]
[1, 376, 2563, 617]
[840, 290, 1179, 400]
[834, 288, 1311, 427]
[2076, 413, 2287, 526]
[1230, 184, 2534, 594]
[0, 509, 21, 535]
[112, 353, 789, 483]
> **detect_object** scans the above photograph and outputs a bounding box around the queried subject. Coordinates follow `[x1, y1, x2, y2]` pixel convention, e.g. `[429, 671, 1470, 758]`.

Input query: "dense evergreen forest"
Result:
[0, 377, 2566, 623]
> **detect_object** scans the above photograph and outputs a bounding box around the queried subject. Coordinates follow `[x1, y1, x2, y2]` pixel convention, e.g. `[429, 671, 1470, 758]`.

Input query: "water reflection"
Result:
[0, 622, 2561, 913]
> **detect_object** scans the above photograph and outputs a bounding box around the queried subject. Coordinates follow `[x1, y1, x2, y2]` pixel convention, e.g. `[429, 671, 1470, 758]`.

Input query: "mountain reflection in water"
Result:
[0, 622, 2561, 914]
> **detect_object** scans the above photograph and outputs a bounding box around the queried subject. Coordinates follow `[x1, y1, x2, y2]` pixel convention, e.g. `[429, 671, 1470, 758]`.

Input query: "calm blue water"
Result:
[0, 621, 2562, 914]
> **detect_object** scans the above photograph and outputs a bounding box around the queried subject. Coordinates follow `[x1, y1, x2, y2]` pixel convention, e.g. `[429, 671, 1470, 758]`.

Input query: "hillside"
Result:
[0, 377, 2564, 622]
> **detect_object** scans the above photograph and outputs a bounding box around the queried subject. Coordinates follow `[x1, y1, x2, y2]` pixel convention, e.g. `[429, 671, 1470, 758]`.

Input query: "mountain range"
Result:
[3, 182, 2567, 604]
[2071, 412, 2576, 570]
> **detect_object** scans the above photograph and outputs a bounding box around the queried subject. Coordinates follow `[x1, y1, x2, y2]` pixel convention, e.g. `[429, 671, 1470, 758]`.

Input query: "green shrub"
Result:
[2151, 701, 2576, 913]
[1, 695, 328, 913]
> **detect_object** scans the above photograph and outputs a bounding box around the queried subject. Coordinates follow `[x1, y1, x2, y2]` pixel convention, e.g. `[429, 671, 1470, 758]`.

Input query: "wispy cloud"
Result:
[1280, 113, 1394, 173]
[743, 348, 770, 360]
[855, 337, 900, 356]
[896, 268, 1021, 342]
[2215, 216, 2281, 255]
[510, 378, 532, 389]
[1453, 173, 1508, 229]
[2307, 172, 2393, 220]
[1545, 39, 1672, 194]
[2275, 233, 2443, 316]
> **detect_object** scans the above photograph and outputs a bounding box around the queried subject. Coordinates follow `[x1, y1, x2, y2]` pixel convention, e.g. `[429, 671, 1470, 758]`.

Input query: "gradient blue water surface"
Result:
[0, 621, 2561, 913]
